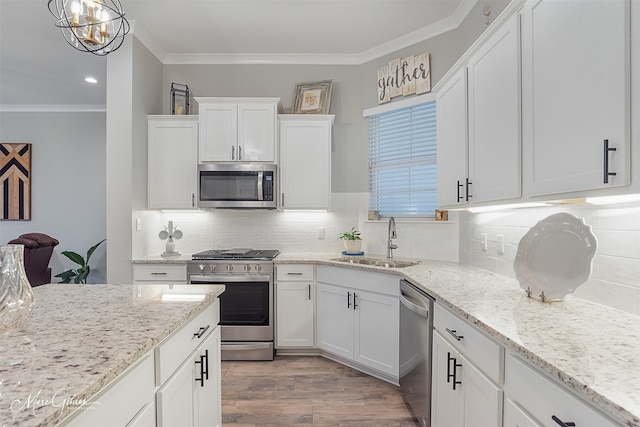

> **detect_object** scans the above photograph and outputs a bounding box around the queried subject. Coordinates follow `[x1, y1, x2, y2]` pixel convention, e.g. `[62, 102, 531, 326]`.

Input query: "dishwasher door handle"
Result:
[400, 292, 430, 318]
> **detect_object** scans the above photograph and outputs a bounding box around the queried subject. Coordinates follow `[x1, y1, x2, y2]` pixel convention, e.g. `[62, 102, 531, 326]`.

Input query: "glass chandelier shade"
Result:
[48, 0, 130, 56]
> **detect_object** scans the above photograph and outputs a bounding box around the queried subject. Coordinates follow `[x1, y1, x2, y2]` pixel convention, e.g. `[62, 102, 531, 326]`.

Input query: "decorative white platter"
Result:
[513, 212, 597, 302]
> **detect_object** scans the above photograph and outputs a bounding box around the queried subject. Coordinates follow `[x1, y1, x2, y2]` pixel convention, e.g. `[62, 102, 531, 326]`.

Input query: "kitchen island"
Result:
[275, 253, 640, 427]
[0, 283, 224, 427]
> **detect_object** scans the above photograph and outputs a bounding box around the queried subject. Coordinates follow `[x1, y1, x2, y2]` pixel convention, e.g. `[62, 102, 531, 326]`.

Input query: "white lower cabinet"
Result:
[316, 266, 399, 380]
[276, 264, 315, 348]
[504, 354, 618, 427]
[432, 303, 503, 427]
[158, 327, 221, 427]
[156, 300, 222, 427]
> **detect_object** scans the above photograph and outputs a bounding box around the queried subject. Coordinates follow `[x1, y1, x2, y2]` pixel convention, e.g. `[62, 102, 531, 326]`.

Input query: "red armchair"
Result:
[7, 233, 59, 287]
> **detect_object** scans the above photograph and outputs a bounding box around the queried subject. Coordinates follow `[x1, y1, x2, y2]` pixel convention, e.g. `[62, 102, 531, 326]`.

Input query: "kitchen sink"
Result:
[330, 257, 419, 268]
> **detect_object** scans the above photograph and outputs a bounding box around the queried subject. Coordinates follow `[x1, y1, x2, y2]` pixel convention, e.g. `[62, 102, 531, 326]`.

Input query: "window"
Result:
[368, 100, 437, 217]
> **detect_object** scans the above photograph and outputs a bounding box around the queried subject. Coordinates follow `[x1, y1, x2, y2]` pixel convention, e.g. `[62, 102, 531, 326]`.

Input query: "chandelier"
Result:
[48, 0, 130, 56]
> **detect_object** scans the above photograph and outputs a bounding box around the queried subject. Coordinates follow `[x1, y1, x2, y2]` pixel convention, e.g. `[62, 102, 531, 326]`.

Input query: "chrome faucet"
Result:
[387, 217, 398, 259]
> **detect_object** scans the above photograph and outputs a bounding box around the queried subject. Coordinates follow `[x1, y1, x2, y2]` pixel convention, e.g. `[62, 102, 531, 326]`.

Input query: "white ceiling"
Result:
[0, 0, 475, 108]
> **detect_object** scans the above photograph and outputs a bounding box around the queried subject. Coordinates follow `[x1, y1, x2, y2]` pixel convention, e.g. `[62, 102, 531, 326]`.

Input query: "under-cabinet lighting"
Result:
[468, 202, 549, 213]
[84, 76, 98, 84]
[585, 194, 640, 205]
[161, 294, 206, 302]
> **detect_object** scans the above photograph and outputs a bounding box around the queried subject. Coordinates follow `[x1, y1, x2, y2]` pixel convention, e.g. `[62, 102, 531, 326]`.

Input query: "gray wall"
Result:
[0, 112, 107, 283]
[163, 0, 510, 194]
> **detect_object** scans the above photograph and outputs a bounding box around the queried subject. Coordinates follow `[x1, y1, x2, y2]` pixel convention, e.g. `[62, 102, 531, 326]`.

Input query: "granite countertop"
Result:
[275, 252, 640, 427]
[0, 283, 224, 427]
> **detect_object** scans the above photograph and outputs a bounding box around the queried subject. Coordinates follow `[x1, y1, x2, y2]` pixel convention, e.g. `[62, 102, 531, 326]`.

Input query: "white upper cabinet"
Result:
[279, 115, 333, 210]
[467, 13, 521, 203]
[437, 12, 521, 209]
[521, 0, 630, 196]
[436, 67, 469, 207]
[148, 116, 198, 209]
[196, 97, 280, 163]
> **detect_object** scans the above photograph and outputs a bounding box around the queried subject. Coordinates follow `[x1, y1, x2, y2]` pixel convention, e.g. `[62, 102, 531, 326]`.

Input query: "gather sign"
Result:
[377, 53, 431, 104]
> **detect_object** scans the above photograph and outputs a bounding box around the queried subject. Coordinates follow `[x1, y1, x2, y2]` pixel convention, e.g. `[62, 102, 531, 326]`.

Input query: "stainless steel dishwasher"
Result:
[399, 279, 435, 427]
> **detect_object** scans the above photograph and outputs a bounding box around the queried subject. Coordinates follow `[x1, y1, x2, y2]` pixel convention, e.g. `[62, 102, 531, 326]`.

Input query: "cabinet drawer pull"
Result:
[287, 272, 304, 275]
[193, 324, 211, 338]
[457, 180, 464, 202]
[151, 272, 167, 275]
[446, 328, 464, 341]
[552, 415, 576, 427]
[603, 139, 617, 184]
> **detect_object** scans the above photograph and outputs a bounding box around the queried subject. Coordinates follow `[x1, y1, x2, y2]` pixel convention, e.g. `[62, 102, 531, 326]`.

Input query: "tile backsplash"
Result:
[459, 203, 640, 316]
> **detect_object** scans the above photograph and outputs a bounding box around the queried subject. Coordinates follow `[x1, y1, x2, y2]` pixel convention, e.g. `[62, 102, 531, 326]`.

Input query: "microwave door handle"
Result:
[257, 171, 264, 201]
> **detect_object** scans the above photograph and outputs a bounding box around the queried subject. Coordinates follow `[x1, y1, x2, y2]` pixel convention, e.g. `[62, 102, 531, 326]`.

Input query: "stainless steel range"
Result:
[188, 248, 279, 361]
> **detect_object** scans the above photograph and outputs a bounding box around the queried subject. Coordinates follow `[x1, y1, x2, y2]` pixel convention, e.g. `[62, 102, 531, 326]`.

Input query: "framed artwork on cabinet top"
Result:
[292, 80, 333, 114]
[0, 143, 32, 220]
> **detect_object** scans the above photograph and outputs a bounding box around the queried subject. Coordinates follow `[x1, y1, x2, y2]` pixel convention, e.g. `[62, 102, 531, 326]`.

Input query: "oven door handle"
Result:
[189, 274, 271, 283]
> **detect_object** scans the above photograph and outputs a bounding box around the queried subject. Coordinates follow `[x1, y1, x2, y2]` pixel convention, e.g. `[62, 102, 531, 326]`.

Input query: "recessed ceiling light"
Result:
[85, 77, 98, 84]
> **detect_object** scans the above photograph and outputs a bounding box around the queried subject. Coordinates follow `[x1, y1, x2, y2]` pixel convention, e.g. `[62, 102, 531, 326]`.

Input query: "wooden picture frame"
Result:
[292, 80, 333, 114]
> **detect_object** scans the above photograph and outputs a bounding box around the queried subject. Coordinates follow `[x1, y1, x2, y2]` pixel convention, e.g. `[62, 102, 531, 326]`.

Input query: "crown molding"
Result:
[136, 0, 477, 66]
[0, 105, 106, 112]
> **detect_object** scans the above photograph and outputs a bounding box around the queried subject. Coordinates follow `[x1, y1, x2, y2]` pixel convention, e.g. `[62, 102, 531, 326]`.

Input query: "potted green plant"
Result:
[55, 239, 106, 284]
[339, 227, 363, 254]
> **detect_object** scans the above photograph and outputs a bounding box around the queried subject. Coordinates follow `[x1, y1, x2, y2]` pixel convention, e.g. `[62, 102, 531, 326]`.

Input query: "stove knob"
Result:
[244, 264, 251, 272]
[226, 264, 233, 272]
[254, 264, 262, 272]
[198, 264, 205, 272]
[209, 264, 216, 272]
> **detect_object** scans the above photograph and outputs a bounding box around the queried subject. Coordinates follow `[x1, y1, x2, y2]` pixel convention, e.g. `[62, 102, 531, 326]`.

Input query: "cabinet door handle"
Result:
[194, 355, 206, 387]
[308, 284, 311, 300]
[457, 180, 464, 202]
[446, 328, 464, 341]
[465, 178, 472, 201]
[238, 145, 242, 160]
[551, 415, 576, 427]
[353, 292, 358, 310]
[232, 146, 235, 160]
[447, 352, 454, 383]
[192, 193, 195, 207]
[281, 193, 285, 207]
[603, 139, 617, 184]
[193, 324, 211, 338]
[452, 358, 462, 390]
[203, 349, 209, 380]
[347, 291, 352, 308]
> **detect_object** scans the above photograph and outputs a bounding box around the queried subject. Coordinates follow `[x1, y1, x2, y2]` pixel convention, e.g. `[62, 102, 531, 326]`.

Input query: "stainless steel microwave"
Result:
[198, 163, 277, 209]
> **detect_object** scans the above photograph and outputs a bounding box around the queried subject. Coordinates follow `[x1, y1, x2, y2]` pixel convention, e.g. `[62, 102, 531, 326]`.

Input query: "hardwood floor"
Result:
[221, 355, 417, 427]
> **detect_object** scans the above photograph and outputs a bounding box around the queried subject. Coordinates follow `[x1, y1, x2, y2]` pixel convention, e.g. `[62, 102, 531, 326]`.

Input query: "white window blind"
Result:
[368, 101, 437, 217]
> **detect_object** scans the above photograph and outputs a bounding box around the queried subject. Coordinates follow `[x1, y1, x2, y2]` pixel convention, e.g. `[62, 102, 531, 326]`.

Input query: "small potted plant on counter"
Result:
[339, 227, 363, 255]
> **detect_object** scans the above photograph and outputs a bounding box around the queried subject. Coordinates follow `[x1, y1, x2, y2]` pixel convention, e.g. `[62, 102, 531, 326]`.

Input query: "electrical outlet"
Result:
[136, 218, 142, 231]
[481, 233, 487, 252]
[497, 235, 505, 255]
[317, 227, 325, 240]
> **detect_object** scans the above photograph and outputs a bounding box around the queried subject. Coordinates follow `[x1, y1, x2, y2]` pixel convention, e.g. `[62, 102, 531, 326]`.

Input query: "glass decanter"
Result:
[0, 244, 35, 333]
